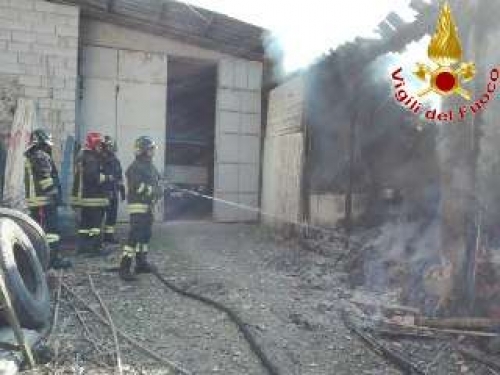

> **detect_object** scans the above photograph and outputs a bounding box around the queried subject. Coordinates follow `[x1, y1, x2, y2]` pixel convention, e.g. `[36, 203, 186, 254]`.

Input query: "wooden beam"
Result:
[80, 9, 264, 60]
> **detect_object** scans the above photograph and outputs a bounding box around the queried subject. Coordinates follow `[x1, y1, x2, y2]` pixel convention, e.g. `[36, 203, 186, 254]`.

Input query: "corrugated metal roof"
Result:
[49, 0, 266, 60]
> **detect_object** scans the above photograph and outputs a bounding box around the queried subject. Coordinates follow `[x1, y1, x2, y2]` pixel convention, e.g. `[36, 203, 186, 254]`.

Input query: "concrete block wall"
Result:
[0, 0, 79, 169]
[214, 58, 263, 221]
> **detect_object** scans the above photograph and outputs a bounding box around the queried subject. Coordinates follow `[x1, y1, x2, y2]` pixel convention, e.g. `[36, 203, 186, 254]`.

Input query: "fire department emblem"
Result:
[413, 1, 475, 100]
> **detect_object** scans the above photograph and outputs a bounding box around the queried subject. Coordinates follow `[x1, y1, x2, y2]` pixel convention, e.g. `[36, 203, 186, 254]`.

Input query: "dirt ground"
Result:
[35, 221, 405, 375]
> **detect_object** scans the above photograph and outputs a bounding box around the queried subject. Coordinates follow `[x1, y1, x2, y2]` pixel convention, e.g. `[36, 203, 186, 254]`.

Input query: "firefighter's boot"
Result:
[135, 245, 155, 274]
[49, 250, 72, 269]
[119, 257, 136, 281]
[76, 233, 92, 255]
[104, 233, 119, 244]
[87, 234, 112, 257]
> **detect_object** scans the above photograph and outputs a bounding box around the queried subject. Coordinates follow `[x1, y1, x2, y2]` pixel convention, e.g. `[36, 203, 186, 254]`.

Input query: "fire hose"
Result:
[152, 269, 281, 375]
[103, 261, 281, 374]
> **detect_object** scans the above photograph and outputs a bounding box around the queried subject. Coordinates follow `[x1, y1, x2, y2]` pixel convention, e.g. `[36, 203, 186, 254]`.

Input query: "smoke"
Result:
[185, 0, 420, 73]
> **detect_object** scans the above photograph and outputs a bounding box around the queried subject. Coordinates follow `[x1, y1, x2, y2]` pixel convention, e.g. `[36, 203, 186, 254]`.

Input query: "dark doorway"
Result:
[165, 58, 217, 221]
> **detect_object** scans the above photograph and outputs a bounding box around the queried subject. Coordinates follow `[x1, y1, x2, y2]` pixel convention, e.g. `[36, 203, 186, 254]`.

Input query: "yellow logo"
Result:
[413, 1, 475, 100]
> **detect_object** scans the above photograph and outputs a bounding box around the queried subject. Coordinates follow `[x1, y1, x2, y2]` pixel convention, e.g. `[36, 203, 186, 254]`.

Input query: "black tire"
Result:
[0, 208, 50, 271]
[0, 218, 51, 329]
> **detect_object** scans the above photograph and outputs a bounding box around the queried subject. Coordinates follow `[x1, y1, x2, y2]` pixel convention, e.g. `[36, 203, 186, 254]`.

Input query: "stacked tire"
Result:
[0, 208, 51, 329]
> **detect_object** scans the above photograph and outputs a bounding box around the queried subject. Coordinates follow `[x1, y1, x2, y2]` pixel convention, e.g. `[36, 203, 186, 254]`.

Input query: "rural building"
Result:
[0, 0, 266, 222]
[260, 0, 500, 313]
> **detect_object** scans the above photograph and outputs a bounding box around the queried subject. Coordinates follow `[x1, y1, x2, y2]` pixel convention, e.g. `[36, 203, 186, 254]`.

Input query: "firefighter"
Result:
[71, 132, 113, 256]
[25, 129, 72, 269]
[119, 136, 161, 281]
[102, 136, 126, 244]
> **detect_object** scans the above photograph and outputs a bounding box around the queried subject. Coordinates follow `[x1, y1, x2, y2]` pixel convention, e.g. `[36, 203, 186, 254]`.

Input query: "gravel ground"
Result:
[35, 221, 444, 374]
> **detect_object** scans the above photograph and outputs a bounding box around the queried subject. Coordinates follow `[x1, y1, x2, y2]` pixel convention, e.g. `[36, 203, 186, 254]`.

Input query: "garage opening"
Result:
[165, 58, 217, 221]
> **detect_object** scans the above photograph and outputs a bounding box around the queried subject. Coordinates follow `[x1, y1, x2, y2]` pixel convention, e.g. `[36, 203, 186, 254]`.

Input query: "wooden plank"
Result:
[415, 317, 500, 330]
[50, 0, 265, 60]
[3, 99, 36, 210]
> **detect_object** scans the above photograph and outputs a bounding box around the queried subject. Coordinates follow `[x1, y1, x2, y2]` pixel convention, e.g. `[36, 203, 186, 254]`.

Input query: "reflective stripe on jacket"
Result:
[71, 149, 109, 207]
[126, 156, 161, 214]
[24, 149, 59, 208]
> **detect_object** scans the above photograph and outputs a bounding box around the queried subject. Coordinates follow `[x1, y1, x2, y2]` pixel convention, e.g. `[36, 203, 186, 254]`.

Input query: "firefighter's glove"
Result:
[119, 184, 126, 201]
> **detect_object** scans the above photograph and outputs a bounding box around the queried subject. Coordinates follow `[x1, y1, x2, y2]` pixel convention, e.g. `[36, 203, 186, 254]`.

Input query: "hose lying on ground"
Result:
[152, 269, 281, 375]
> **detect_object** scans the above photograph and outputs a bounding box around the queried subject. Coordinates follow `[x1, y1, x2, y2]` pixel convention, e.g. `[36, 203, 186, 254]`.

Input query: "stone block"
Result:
[247, 61, 263, 90]
[0, 62, 22, 74]
[58, 36, 77, 49]
[81, 46, 117, 79]
[47, 56, 65, 68]
[0, 51, 17, 64]
[218, 88, 240, 111]
[240, 113, 260, 135]
[8, 41, 30, 52]
[36, 33, 58, 46]
[56, 25, 78, 38]
[0, 18, 30, 31]
[218, 59, 234, 88]
[60, 109, 75, 122]
[240, 91, 261, 114]
[234, 59, 248, 89]
[238, 135, 260, 164]
[239, 164, 259, 193]
[0, 29, 11, 40]
[216, 164, 239, 192]
[64, 78, 76, 90]
[50, 99, 75, 111]
[218, 111, 240, 133]
[24, 64, 45, 75]
[19, 75, 41, 87]
[31, 20, 56, 34]
[9, 0, 34, 10]
[18, 11, 42, 24]
[53, 89, 75, 101]
[0, 7, 21, 20]
[41, 76, 65, 89]
[24, 87, 49, 98]
[18, 52, 42, 65]
[12, 31, 36, 43]
[35, 1, 77, 16]
[54, 67, 77, 78]
[217, 133, 239, 163]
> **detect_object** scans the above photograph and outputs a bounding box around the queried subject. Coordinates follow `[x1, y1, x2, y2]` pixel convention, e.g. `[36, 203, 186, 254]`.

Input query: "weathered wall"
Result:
[262, 75, 305, 228]
[79, 44, 168, 221]
[214, 57, 262, 222]
[81, 19, 232, 62]
[80, 19, 263, 222]
[0, 0, 79, 199]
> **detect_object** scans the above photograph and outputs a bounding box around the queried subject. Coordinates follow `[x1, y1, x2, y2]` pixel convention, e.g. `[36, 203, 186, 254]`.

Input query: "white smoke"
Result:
[184, 0, 422, 72]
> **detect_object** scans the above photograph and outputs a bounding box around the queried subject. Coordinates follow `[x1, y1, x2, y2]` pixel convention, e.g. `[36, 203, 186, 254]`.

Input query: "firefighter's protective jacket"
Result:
[126, 156, 161, 214]
[25, 148, 61, 208]
[103, 153, 124, 199]
[71, 149, 110, 207]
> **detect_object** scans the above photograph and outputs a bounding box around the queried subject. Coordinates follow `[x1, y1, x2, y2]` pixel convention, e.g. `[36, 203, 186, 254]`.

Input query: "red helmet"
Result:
[85, 132, 104, 150]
